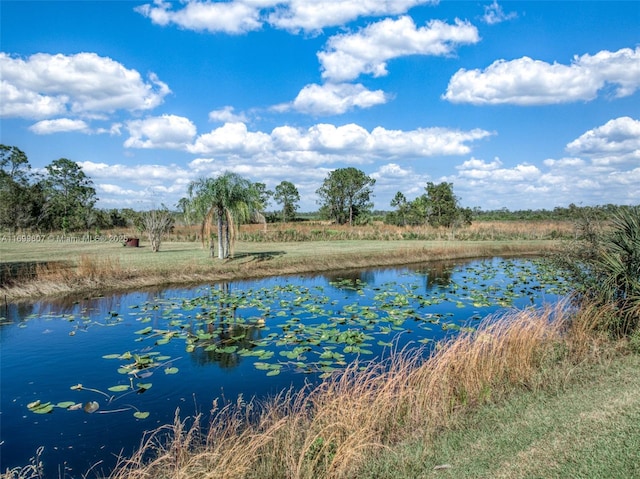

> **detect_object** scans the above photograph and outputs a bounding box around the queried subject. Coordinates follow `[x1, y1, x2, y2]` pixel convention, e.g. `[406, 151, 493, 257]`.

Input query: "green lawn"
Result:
[359, 353, 640, 479]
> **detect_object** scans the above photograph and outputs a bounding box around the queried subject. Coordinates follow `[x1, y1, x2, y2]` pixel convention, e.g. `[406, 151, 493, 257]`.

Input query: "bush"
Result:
[555, 206, 640, 337]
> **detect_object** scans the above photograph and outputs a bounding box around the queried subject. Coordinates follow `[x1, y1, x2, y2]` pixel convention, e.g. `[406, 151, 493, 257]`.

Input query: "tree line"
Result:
[2, 144, 632, 244]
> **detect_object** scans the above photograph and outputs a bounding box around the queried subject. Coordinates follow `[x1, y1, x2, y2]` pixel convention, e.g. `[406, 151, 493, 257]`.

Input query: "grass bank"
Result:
[0, 239, 559, 302]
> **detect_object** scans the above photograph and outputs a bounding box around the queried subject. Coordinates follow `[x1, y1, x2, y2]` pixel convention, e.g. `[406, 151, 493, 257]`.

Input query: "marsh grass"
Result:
[102, 301, 608, 479]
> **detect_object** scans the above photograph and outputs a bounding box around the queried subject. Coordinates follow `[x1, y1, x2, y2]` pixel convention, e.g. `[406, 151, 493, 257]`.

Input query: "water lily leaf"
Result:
[102, 354, 121, 359]
[83, 401, 99, 413]
[164, 367, 179, 374]
[266, 369, 280, 376]
[56, 401, 76, 409]
[133, 411, 150, 419]
[108, 385, 130, 392]
[136, 383, 152, 390]
[31, 402, 54, 414]
[135, 326, 153, 335]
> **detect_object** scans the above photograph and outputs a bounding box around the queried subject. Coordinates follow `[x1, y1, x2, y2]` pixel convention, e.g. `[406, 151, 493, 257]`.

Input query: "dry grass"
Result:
[104, 301, 599, 479]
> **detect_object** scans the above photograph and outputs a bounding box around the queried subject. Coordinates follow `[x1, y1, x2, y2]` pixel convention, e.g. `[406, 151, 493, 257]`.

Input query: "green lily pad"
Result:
[108, 385, 130, 392]
[56, 401, 77, 409]
[133, 411, 150, 419]
[164, 367, 179, 374]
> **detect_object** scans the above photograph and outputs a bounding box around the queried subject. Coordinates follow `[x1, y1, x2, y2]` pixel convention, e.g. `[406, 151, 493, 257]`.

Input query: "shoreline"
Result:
[0, 239, 560, 303]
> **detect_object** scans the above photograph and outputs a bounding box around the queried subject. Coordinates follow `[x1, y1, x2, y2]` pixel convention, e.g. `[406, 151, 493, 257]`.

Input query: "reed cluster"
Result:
[101, 300, 606, 479]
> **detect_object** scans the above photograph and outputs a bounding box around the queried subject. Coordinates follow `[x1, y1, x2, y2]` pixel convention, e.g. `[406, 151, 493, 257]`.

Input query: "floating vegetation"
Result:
[23, 258, 571, 420]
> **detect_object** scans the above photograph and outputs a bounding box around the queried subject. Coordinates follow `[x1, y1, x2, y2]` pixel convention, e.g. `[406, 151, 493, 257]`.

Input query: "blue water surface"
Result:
[0, 257, 568, 476]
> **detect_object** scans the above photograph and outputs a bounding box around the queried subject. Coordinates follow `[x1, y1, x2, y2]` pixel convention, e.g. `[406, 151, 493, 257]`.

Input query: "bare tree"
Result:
[142, 208, 174, 252]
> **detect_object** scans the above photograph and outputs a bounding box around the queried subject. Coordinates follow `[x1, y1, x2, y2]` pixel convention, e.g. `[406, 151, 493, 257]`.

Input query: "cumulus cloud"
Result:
[184, 122, 492, 162]
[135, 0, 267, 34]
[449, 119, 640, 209]
[267, 0, 437, 33]
[189, 122, 272, 155]
[565, 116, 640, 165]
[319, 16, 480, 82]
[80, 161, 193, 188]
[135, 0, 438, 34]
[277, 82, 389, 115]
[29, 118, 90, 134]
[481, 1, 517, 25]
[124, 115, 197, 149]
[0, 52, 170, 119]
[208, 106, 249, 123]
[444, 47, 640, 105]
[456, 157, 541, 182]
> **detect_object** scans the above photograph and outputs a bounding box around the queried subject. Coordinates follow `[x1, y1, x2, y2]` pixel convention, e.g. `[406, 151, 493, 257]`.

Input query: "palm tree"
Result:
[187, 172, 262, 259]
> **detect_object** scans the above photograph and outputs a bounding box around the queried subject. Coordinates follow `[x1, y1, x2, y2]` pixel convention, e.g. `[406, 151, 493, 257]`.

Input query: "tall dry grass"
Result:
[105, 301, 602, 479]
[236, 220, 574, 243]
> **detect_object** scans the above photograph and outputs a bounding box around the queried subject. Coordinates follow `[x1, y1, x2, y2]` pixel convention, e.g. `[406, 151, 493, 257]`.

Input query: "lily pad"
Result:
[108, 385, 130, 392]
[164, 367, 179, 374]
[133, 411, 150, 419]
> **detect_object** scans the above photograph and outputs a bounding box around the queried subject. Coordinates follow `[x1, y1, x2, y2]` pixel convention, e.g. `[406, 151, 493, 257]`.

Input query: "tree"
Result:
[142, 207, 174, 252]
[42, 158, 97, 232]
[273, 181, 300, 222]
[390, 191, 409, 226]
[187, 172, 262, 259]
[424, 182, 460, 228]
[316, 167, 375, 225]
[0, 145, 43, 232]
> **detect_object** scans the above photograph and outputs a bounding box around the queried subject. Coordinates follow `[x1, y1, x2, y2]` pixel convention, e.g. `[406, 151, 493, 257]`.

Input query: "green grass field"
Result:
[359, 353, 640, 479]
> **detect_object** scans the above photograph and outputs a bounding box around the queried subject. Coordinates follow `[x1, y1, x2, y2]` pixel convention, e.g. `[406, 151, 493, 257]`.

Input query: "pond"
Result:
[0, 257, 569, 477]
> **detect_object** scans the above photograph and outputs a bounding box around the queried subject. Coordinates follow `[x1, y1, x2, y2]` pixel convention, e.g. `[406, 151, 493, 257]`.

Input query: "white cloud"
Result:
[208, 106, 249, 123]
[481, 1, 517, 25]
[0, 52, 170, 119]
[124, 115, 197, 149]
[188, 122, 272, 155]
[456, 157, 541, 182]
[444, 47, 640, 105]
[565, 116, 640, 165]
[135, 0, 438, 34]
[277, 83, 389, 115]
[135, 0, 267, 34]
[448, 118, 640, 210]
[29, 118, 90, 135]
[268, 0, 437, 33]
[319, 16, 480, 82]
[186, 122, 492, 162]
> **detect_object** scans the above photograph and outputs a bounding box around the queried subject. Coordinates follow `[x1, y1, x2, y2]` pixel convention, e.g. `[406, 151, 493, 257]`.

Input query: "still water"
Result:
[0, 257, 568, 477]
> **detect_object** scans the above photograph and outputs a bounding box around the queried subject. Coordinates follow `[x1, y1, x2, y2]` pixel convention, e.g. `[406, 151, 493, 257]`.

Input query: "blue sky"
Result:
[1, 1, 639, 212]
